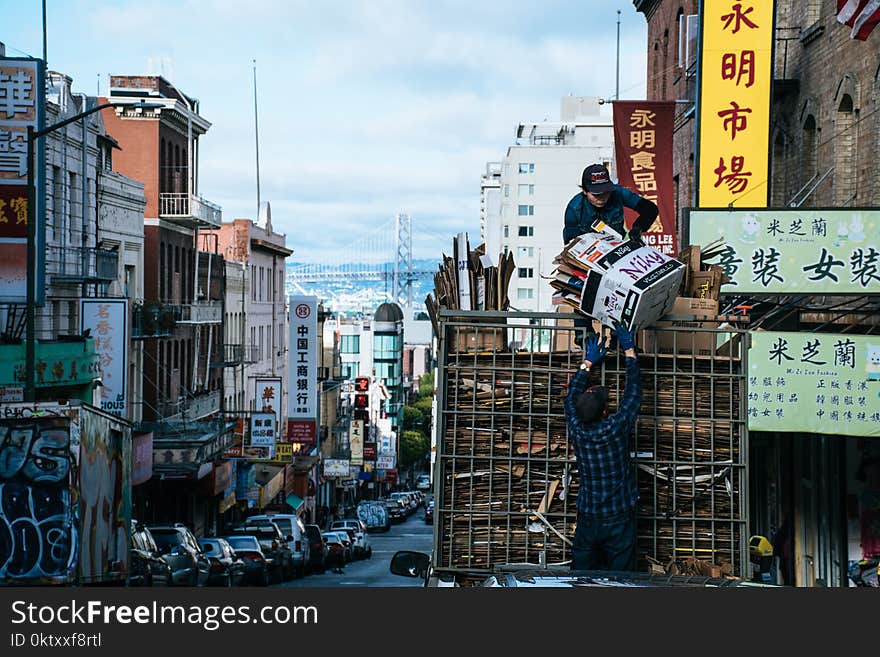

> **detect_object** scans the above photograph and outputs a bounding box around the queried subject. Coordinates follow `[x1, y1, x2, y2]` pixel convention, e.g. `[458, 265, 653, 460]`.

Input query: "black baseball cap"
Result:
[581, 164, 615, 194]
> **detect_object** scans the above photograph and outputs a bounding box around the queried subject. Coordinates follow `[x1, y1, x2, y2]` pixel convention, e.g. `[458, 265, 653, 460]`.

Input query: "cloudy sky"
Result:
[4, 0, 647, 262]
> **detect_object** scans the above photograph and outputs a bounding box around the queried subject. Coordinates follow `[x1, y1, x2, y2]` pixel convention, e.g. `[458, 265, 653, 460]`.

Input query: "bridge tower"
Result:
[392, 213, 413, 310]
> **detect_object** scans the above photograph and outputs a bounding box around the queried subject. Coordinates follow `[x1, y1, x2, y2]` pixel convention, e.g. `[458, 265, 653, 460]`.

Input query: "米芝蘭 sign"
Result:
[748, 331, 880, 437]
[697, 1, 774, 208]
[688, 208, 880, 294]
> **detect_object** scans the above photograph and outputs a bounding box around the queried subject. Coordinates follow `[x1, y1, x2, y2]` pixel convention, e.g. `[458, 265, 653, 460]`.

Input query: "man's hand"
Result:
[583, 334, 607, 367]
[613, 320, 636, 352]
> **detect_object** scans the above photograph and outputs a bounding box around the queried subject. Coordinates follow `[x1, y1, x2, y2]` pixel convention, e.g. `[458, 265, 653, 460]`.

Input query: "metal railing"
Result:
[213, 343, 259, 367]
[433, 311, 748, 579]
[157, 389, 222, 422]
[158, 192, 222, 228]
[46, 245, 118, 284]
[131, 303, 179, 338]
[177, 301, 222, 324]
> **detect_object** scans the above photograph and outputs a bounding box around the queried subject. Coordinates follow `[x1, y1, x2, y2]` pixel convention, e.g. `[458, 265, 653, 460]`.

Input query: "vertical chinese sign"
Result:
[697, 1, 774, 207]
[287, 295, 317, 447]
[749, 331, 880, 437]
[349, 419, 364, 466]
[80, 299, 128, 417]
[613, 101, 677, 255]
[0, 58, 44, 303]
[255, 376, 281, 430]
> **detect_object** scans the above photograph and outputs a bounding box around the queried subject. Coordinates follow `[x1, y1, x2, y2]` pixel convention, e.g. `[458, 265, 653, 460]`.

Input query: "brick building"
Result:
[102, 75, 233, 536]
[634, 1, 880, 587]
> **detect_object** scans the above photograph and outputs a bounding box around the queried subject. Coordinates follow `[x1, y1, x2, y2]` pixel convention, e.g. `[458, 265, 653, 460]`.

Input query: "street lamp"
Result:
[25, 99, 160, 401]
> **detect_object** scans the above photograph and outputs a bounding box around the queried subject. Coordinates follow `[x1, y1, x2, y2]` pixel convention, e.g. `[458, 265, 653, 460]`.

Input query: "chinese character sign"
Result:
[688, 209, 880, 293]
[349, 419, 364, 466]
[748, 331, 880, 437]
[613, 101, 678, 256]
[697, 1, 773, 207]
[250, 412, 276, 447]
[0, 58, 43, 304]
[255, 376, 281, 425]
[80, 299, 128, 417]
[287, 295, 317, 420]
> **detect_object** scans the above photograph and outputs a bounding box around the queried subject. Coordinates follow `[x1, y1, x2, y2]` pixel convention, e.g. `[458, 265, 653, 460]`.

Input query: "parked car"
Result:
[198, 538, 246, 587]
[416, 474, 431, 491]
[325, 530, 353, 563]
[321, 532, 347, 568]
[330, 519, 372, 559]
[233, 521, 294, 582]
[303, 524, 328, 574]
[391, 492, 417, 515]
[382, 499, 406, 524]
[357, 501, 390, 532]
[246, 514, 309, 578]
[147, 523, 210, 587]
[129, 521, 171, 587]
[223, 535, 270, 586]
[424, 500, 434, 525]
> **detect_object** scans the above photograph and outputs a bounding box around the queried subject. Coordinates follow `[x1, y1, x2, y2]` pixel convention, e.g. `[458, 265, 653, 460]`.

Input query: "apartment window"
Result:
[503, 184, 509, 197]
[517, 246, 534, 258]
[503, 225, 509, 238]
[342, 362, 359, 378]
[517, 287, 534, 300]
[503, 163, 510, 176]
[518, 184, 534, 196]
[518, 205, 534, 216]
[340, 335, 360, 353]
[519, 163, 535, 174]
[518, 267, 534, 278]
[517, 226, 534, 237]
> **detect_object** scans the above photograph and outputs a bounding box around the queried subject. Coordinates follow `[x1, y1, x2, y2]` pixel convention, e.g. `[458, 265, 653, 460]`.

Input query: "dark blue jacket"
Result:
[563, 185, 645, 242]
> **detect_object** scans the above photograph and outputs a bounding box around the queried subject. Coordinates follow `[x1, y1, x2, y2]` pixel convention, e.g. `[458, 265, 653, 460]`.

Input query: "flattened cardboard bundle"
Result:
[639, 296, 719, 356]
[425, 232, 514, 352]
[550, 232, 685, 331]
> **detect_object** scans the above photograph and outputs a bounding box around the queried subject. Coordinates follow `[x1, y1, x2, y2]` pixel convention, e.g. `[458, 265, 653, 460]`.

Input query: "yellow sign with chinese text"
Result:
[697, 1, 774, 208]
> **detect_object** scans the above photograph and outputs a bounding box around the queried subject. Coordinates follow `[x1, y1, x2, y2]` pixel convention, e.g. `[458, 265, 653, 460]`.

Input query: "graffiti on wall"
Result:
[0, 419, 76, 582]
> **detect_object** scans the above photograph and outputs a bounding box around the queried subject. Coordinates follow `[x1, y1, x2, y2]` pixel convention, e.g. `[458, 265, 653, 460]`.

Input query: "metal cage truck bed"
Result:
[430, 311, 749, 586]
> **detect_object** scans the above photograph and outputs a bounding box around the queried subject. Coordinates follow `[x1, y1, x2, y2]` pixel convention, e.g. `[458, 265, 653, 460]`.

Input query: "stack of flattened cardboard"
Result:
[639, 241, 735, 356]
[425, 232, 515, 336]
[549, 232, 685, 331]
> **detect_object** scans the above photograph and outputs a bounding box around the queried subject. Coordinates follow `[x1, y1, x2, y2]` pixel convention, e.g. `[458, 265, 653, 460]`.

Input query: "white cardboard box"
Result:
[577, 240, 684, 330]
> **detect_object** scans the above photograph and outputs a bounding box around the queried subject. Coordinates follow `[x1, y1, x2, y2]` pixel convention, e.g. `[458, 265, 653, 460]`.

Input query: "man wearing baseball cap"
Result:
[563, 163, 658, 244]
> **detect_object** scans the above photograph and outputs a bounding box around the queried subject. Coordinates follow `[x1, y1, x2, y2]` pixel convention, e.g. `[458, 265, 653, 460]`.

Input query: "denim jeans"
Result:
[571, 510, 636, 571]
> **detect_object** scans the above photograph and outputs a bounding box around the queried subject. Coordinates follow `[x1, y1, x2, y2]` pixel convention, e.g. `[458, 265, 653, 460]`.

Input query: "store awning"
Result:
[285, 494, 304, 510]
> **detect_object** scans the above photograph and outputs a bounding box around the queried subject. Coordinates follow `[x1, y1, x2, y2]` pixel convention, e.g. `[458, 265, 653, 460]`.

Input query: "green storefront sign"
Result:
[748, 331, 880, 437]
[688, 209, 880, 294]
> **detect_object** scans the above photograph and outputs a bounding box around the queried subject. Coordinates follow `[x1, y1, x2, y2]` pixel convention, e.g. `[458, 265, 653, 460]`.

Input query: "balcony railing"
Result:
[212, 343, 260, 367]
[157, 389, 222, 423]
[177, 301, 222, 324]
[158, 192, 222, 229]
[132, 303, 180, 339]
[47, 246, 118, 285]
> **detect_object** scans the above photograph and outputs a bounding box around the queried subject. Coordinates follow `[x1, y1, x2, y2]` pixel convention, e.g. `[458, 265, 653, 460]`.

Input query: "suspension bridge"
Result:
[286, 214, 439, 309]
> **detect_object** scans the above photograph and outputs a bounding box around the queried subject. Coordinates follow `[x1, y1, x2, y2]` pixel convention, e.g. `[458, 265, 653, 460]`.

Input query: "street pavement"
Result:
[277, 510, 434, 587]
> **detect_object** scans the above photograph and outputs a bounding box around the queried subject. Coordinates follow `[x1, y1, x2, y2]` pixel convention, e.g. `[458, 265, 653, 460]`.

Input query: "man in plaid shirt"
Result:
[564, 321, 641, 571]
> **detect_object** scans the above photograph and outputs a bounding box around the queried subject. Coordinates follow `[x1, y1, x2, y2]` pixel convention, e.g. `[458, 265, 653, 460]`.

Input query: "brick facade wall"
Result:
[637, 0, 880, 230]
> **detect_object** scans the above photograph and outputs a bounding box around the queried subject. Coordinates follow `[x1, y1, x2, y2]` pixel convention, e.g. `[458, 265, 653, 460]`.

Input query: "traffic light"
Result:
[353, 409, 369, 422]
[354, 393, 369, 409]
[354, 376, 370, 392]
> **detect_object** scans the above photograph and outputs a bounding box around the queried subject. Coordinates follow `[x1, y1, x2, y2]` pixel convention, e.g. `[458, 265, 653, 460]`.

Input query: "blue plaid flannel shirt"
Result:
[565, 357, 642, 518]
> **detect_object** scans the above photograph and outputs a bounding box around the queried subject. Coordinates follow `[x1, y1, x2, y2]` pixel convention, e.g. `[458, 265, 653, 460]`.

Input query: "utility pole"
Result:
[616, 10, 621, 101]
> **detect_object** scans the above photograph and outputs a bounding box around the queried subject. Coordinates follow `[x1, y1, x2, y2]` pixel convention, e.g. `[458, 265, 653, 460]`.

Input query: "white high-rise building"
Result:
[483, 97, 614, 314]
